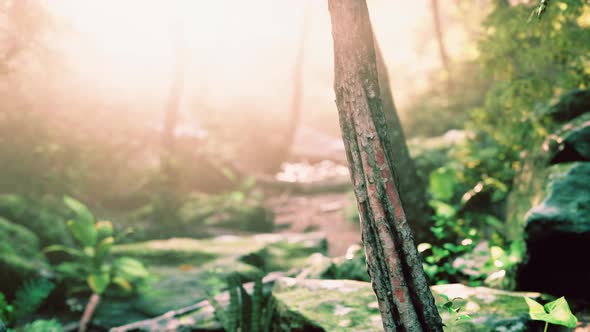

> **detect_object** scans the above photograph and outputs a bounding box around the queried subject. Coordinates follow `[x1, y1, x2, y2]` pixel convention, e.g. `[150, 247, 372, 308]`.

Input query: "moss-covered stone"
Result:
[0, 217, 49, 297]
[94, 258, 259, 329]
[272, 278, 543, 332]
[96, 233, 327, 329]
[517, 162, 590, 299]
[112, 232, 326, 268]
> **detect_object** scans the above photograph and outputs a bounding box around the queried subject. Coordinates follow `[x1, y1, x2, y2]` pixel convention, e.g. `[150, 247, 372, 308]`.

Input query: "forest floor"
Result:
[265, 191, 360, 257]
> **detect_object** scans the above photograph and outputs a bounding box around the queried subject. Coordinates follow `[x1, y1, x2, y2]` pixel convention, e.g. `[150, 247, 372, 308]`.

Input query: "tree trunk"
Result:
[373, 35, 433, 245]
[283, 0, 311, 157]
[430, 0, 451, 91]
[78, 293, 100, 332]
[328, 1, 443, 331]
[161, 20, 188, 171]
[157, 19, 188, 218]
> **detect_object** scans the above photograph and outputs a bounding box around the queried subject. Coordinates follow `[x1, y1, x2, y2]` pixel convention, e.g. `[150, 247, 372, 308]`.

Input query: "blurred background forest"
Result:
[1, 0, 590, 331]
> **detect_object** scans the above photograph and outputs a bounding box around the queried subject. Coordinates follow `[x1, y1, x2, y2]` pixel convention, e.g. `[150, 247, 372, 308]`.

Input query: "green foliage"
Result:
[0, 194, 70, 247]
[322, 245, 370, 282]
[11, 278, 55, 322]
[46, 197, 149, 296]
[437, 294, 471, 331]
[0, 294, 13, 324]
[467, 0, 590, 186]
[525, 296, 578, 330]
[19, 319, 63, 332]
[0, 278, 54, 327]
[210, 273, 275, 332]
[420, 165, 513, 285]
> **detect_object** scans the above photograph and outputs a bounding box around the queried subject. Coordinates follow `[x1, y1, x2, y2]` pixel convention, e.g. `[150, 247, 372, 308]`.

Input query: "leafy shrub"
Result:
[0, 278, 55, 327]
[45, 197, 150, 297]
[19, 319, 63, 332]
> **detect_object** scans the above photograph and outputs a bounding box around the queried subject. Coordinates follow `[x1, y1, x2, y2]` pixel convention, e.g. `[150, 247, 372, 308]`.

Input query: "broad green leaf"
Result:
[429, 167, 457, 201]
[525, 297, 549, 320]
[55, 262, 87, 280]
[67, 219, 97, 247]
[63, 196, 94, 225]
[95, 237, 114, 264]
[44, 245, 84, 257]
[430, 200, 456, 219]
[112, 276, 133, 292]
[96, 221, 114, 240]
[88, 271, 110, 294]
[114, 257, 150, 280]
[544, 297, 578, 328]
[83, 246, 95, 258]
[525, 297, 578, 328]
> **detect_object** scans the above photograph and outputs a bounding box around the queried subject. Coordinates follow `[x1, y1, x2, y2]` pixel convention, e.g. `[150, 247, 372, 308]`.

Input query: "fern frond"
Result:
[12, 278, 55, 321]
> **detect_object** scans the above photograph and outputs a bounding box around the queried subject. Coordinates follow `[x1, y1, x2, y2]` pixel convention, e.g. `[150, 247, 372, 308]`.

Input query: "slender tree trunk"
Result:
[328, 1, 443, 331]
[157, 19, 188, 217]
[373, 35, 433, 245]
[161, 20, 187, 170]
[78, 293, 100, 332]
[430, 0, 451, 91]
[160, 19, 188, 186]
[277, 0, 311, 167]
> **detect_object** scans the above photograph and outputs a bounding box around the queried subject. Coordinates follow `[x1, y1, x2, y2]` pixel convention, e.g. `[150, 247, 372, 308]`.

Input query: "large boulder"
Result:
[93, 233, 327, 329]
[506, 90, 590, 300]
[517, 163, 590, 299]
[272, 278, 544, 332]
[0, 217, 49, 297]
[109, 276, 547, 332]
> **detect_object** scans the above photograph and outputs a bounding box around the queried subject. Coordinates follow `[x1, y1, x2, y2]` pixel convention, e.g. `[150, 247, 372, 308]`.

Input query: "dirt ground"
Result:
[265, 191, 361, 257]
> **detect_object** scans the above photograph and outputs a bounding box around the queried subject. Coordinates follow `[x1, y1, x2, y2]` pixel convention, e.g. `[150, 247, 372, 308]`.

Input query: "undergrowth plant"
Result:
[525, 296, 578, 332]
[437, 294, 471, 332]
[0, 278, 55, 327]
[209, 273, 275, 332]
[45, 196, 150, 332]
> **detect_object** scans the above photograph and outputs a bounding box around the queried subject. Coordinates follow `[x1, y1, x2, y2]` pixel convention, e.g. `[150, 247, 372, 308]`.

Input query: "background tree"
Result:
[156, 18, 189, 219]
[374, 35, 433, 244]
[328, 1, 443, 330]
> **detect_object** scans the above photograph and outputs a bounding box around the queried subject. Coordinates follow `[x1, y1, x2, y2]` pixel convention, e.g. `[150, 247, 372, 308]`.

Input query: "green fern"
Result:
[209, 273, 274, 332]
[11, 278, 55, 322]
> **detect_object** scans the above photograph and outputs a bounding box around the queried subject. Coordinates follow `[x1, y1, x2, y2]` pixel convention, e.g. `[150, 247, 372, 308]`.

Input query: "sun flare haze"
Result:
[2, 0, 589, 330]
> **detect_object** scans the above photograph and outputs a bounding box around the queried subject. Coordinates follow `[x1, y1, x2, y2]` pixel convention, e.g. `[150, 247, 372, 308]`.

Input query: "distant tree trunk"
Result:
[430, 0, 451, 89]
[278, 0, 311, 166]
[158, 19, 188, 215]
[373, 35, 433, 245]
[328, 1, 443, 331]
[161, 20, 187, 170]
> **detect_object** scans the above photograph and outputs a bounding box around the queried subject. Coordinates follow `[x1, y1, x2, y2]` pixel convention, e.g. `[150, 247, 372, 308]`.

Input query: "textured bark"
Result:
[374, 36, 433, 244]
[328, 1, 443, 331]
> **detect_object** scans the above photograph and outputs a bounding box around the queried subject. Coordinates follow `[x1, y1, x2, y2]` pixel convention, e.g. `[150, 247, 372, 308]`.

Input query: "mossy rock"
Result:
[112, 232, 327, 269]
[540, 88, 590, 123]
[94, 258, 259, 329]
[272, 278, 544, 332]
[0, 217, 49, 297]
[506, 113, 590, 253]
[95, 233, 327, 329]
[517, 162, 590, 300]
